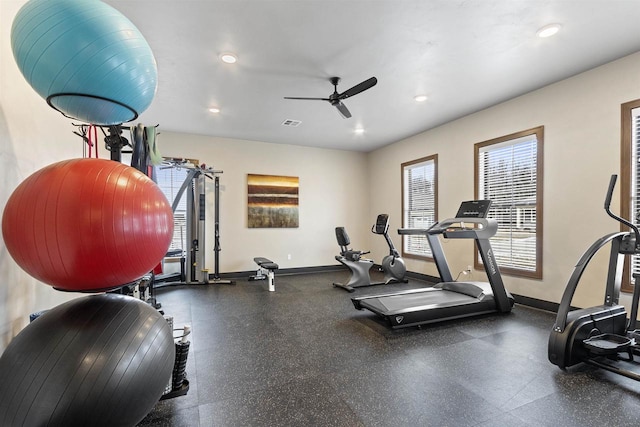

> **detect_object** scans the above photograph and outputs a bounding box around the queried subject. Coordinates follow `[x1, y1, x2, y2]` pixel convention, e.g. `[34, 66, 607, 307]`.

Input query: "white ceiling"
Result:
[105, 0, 640, 152]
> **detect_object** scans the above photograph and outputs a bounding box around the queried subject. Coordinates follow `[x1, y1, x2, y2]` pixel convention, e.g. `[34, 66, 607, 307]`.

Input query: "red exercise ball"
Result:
[2, 158, 173, 292]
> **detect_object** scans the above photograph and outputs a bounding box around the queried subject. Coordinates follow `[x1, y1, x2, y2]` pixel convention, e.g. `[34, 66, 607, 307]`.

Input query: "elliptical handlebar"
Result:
[605, 174, 640, 250]
[604, 175, 616, 211]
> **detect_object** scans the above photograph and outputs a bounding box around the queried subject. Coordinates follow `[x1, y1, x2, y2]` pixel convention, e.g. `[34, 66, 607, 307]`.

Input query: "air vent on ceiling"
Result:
[282, 119, 301, 127]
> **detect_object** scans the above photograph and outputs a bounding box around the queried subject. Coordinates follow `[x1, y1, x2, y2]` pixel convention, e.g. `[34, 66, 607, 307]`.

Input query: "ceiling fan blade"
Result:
[284, 97, 331, 101]
[333, 101, 352, 119]
[338, 77, 377, 100]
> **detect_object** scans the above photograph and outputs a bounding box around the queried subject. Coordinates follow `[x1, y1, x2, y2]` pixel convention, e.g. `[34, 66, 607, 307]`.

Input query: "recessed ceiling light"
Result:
[414, 95, 428, 102]
[209, 107, 220, 113]
[536, 24, 561, 38]
[354, 128, 365, 134]
[220, 53, 237, 64]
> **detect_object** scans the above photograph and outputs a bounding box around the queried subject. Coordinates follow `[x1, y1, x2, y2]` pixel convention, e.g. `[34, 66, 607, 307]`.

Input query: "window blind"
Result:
[478, 134, 538, 272]
[403, 158, 436, 257]
[631, 107, 640, 280]
[155, 166, 189, 252]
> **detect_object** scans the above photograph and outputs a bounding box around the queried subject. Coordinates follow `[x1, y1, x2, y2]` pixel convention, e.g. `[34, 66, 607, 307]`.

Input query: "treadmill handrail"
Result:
[398, 222, 438, 235]
[399, 217, 498, 239]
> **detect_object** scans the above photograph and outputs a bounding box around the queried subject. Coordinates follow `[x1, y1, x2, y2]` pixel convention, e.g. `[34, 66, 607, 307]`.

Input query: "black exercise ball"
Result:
[0, 294, 175, 426]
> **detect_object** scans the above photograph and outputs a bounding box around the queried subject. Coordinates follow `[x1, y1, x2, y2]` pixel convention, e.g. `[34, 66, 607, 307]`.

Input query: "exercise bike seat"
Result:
[335, 227, 370, 260]
[335, 226, 352, 247]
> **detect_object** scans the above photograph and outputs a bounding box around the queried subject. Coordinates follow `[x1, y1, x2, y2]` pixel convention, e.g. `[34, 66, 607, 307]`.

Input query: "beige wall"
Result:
[158, 132, 369, 273]
[367, 51, 640, 311]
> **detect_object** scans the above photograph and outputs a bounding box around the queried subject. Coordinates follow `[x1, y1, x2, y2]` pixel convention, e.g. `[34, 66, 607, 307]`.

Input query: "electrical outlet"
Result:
[287, 254, 292, 260]
[467, 265, 472, 272]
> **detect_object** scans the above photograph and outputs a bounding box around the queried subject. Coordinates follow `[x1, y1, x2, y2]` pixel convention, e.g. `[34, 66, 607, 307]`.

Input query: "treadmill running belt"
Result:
[371, 290, 479, 312]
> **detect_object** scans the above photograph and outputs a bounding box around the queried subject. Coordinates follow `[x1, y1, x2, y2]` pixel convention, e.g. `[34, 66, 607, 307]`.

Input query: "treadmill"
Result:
[351, 200, 514, 329]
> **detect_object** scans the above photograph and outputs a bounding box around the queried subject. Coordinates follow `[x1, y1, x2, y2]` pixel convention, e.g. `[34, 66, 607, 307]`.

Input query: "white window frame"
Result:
[401, 154, 438, 259]
[475, 127, 543, 279]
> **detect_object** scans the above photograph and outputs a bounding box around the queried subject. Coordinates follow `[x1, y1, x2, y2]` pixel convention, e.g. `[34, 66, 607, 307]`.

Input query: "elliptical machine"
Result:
[548, 175, 640, 381]
[333, 214, 407, 292]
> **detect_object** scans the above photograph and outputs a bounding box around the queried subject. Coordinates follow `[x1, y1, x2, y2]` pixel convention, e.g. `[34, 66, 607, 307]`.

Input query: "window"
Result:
[621, 99, 640, 292]
[155, 165, 190, 253]
[401, 155, 438, 259]
[475, 126, 543, 279]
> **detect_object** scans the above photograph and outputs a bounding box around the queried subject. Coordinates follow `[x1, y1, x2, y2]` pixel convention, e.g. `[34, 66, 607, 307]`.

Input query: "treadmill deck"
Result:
[352, 283, 512, 329]
[365, 288, 479, 313]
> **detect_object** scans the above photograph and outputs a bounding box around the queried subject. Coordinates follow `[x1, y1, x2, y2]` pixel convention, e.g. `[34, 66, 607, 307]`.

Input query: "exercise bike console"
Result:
[373, 213, 390, 234]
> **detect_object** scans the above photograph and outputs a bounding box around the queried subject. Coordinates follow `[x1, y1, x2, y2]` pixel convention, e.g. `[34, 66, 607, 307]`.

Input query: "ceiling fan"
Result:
[284, 76, 377, 119]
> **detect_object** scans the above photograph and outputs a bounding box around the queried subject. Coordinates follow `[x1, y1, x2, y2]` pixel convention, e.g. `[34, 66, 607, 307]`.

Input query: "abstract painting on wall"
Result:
[247, 174, 299, 228]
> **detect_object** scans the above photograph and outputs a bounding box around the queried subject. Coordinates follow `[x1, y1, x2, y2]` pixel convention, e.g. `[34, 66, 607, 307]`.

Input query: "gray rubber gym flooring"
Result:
[138, 270, 640, 426]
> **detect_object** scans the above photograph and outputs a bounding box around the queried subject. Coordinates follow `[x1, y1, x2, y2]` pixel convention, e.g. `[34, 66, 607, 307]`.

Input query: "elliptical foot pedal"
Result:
[583, 333, 631, 355]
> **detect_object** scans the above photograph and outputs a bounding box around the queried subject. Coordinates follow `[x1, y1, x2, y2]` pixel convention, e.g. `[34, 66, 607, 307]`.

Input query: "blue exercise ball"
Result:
[0, 294, 175, 426]
[11, 0, 157, 125]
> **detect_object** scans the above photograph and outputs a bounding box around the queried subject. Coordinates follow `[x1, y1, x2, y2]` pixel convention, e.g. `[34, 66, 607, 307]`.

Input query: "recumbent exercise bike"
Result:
[332, 214, 407, 292]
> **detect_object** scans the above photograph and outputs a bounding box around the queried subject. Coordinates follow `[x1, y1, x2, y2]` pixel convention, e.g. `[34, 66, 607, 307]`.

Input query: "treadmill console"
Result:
[455, 200, 492, 219]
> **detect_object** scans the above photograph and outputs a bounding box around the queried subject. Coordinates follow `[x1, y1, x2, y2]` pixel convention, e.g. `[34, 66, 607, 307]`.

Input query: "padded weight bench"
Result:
[249, 257, 279, 292]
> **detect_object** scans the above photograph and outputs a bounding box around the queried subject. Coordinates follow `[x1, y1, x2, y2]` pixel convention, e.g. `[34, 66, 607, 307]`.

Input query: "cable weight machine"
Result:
[163, 159, 234, 286]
